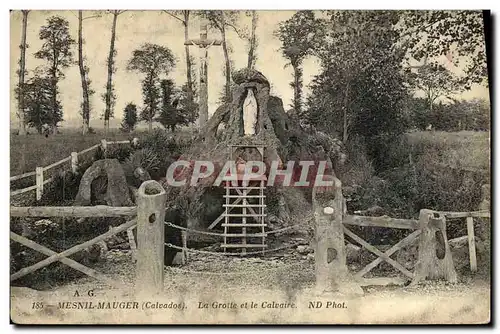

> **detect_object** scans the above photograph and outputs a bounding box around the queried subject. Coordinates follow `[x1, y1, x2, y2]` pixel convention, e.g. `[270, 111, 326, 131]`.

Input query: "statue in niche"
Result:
[242, 88, 258, 136]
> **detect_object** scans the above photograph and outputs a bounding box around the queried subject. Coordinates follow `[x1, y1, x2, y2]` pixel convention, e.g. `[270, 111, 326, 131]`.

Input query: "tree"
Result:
[177, 84, 199, 126]
[78, 10, 100, 135]
[163, 10, 196, 102]
[23, 74, 62, 134]
[275, 11, 322, 114]
[121, 102, 138, 132]
[407, 63, 460, 113]
[34, 16, 75, 133]
[127, 43, 176, 131]
[406, 96, 490, 131]
[247, 11, 258, 69]
[305, 11, 408, 171]
[140, 69, 161, 131]
[205, 10, 242, 101]
[156, 79, 177, 131]
[16, 10, 29, 136]
[397, 11, 487, 89]
[103, 10, 126, 135]
[156, 80, 198, 132]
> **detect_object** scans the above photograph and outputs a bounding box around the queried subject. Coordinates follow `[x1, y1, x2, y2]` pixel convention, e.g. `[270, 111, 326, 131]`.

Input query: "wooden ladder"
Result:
[222, 144, 267, 254]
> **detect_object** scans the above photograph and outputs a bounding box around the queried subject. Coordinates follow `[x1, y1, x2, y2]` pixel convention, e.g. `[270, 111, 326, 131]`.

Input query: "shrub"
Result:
[121, 103, 138, 133]
[139, 128, 192, 179]
[340, 136, 375, 188]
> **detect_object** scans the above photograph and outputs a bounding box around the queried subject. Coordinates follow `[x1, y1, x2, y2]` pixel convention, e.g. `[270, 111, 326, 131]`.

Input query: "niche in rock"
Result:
[435, 230, 446, 260]
[241, 87, 259, 136]
[91, 175, 108, 205]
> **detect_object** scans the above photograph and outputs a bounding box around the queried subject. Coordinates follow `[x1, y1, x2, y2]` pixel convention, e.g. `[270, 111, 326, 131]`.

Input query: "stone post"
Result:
[412, 209, 457, 285]
[313, 175, 362, 295]
[136, 180, 166, 296]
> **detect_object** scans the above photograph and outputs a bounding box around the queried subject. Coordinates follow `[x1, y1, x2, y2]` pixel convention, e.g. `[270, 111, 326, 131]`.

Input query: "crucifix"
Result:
[185, 16, 222, 127]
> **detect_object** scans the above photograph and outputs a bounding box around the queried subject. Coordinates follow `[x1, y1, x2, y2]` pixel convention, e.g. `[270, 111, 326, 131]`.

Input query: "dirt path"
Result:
[10, 251, 490, 324]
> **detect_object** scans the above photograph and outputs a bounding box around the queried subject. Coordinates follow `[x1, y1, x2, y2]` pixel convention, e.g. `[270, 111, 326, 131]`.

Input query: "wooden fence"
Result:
[312, 178, 490, 291]
[10, 138, 138, 201]
[10, 175, 490, 295]
[10, 180, 164, 296]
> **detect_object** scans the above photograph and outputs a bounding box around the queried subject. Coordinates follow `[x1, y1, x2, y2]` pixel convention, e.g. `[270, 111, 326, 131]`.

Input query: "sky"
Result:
[9, 10, 490, 129]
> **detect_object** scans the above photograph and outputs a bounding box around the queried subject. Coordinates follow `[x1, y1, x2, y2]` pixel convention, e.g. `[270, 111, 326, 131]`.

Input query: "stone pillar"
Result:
[313, 176, 363, 296]
[412, 209, 457, 285]
[136, 180, 166, 296]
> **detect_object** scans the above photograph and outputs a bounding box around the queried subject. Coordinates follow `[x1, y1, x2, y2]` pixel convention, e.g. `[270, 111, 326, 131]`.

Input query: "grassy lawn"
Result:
[405, 130, 490, 171]
[9, 126, 197, 176]
[9, 129, 143, 175]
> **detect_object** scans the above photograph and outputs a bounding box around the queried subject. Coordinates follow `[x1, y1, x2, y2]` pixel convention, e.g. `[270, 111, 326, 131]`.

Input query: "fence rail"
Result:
[10, 171, 36, 182]
[343, 215, 418, 230]
[79, 143, 100, 155]
[10, 219, 137, 282]
[42, 156, 71, 172]
[10, 184, 38, 196]
[10, 137, 138, 200]
[439, 210, 490, 219]
[10, 205, 137, 219]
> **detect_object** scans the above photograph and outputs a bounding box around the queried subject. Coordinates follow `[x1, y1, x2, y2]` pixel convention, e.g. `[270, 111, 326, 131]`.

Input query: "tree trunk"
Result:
[292, 63, 301, 114]
[342, 82, 350, 144]
[146, 72, 157, 132]
[50, 70, 58, 135]
[104, 11, 118, 136]
[221, 21, 231, 101]
[17, 10, 28, 136]
[78, 10, 91, 135]
[247, 11, 257, 69]
[183, 11, 193, 102]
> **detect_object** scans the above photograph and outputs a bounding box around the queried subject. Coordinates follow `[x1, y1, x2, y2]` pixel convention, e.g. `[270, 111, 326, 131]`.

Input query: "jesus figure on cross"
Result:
[185, 16, 222, 127]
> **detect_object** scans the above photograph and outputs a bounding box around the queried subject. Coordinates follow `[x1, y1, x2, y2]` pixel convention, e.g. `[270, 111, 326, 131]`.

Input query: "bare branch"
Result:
[225, 22, 244, 39]
[208, 18, 222, 32]
[162, 10, 185, 24]
[106, 9, 126, 16]
[82, 14, 102, 21]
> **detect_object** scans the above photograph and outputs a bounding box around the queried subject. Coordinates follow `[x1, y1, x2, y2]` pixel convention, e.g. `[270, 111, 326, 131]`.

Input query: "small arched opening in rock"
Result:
[327, 248, 338, 263]
[90, 176, 108, 205]
[435, 230, 446, 260]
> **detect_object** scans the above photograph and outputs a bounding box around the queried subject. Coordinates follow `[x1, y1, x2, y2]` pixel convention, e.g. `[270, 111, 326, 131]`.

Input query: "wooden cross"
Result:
[185, 16, 222, 127]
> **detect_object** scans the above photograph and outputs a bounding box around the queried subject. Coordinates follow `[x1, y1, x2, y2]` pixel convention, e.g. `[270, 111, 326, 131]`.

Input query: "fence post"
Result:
[136, 180, 166, 296]
[35, 167, 43, 201]
[181, 230, 187, 264]
[132, 137, 139, 147]
[411, 209, 457, 285]
[466, 216, 477, 272]
[71, 152, 78, 173]
[100, 139, 107, 157]
[313, 175, 362, 295]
